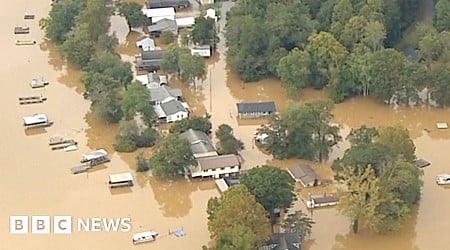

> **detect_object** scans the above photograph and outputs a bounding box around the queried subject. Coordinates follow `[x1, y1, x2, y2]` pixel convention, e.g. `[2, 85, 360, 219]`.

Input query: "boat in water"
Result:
[436, 174, 450, 185]
[132, 231, 159, 244]
[23, 113, 53, 129]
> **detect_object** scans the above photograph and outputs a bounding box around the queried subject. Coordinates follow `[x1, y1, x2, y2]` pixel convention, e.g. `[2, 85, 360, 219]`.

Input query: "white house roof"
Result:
[175, 17, 195, 28]
[109, 172, 133, 183]
[136, 37, 155, 51]
[154, 105, 166, 118]
[142, 7, 175, 18]
[23, 113, 48, 125]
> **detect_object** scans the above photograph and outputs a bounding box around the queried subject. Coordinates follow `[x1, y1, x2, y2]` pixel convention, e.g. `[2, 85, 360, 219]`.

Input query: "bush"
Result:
[135, 128, 158, 147]
[114, 137, 137, 152]
[160, 30, 176, 44]
[136, 153, 150, 172]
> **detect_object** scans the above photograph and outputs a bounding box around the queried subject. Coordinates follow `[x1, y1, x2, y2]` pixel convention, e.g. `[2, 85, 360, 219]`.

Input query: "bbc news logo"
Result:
[10, 216, 131, 234]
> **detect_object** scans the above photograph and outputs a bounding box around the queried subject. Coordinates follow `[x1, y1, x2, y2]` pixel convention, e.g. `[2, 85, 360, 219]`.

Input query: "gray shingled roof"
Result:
[148, 86, 182, 103]
[160, 99, 187, 116]
[180, 129, 216, 155]
[141, 49, 165, 60]
[148, 18, 177, 32]
[147, 0, 190, 8]
[288, 164, 321, 186]
[236, 101, 276, 113]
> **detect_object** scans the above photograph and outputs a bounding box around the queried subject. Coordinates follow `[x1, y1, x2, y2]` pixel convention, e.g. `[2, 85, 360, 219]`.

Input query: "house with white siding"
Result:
[191, 154, 240, 178]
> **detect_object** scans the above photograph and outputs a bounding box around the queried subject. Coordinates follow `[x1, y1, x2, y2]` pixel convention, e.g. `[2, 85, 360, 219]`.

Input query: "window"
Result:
[220, 167, 225, 170]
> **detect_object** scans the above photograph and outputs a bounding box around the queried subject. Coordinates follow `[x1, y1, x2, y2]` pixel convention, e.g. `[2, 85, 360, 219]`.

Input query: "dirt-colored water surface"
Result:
[2, 1, 450, 250]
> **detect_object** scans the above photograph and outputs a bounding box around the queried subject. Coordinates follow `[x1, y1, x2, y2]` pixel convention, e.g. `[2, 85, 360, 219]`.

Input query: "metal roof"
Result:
[236, 101, 276, 113]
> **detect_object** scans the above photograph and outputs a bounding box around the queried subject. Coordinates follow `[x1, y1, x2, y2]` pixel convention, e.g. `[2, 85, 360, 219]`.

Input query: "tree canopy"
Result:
[225, 0, 425, 104]
[334, 124, 423, 233]
[207, 185, 271, 247]
[258, 100, 341, 161]
[215, 124, 244, 155]
[118, 2, 147, 30]
[149, 134, 196, 179]
[241, 165, 295, 223]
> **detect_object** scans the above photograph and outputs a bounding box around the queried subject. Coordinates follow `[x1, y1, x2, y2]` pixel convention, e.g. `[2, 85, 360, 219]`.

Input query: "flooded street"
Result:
[2, 0, 450, 250]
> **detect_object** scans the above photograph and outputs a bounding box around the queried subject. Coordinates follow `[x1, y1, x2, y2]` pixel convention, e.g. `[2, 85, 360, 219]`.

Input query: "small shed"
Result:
[288, 164, 322, 187]
[236, 101, 276, 119]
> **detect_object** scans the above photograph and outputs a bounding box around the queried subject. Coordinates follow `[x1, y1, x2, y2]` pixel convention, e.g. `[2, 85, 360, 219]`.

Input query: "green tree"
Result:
[121, 82, 154, 124]
[435, 0, 450, 32]
[338, 165, 383, 233]
[114, 119, 139, 152]
[161, 45, 190, 75]
[215, 124, 244, 155]
[362, 21, 386, 51]
[160, 30, 176, 44]
[179, 53, 206, 88]
[207, 185, 271, 247]
[149, 134, 196, 179]
[136, 153, 150, 172]
[257, 116, 289, 159]
[430, 64, 450, 106]
[215, 225, 257, 250]
[347, 125, 378, 146]
[281, 210, 314, 242]
[77, 0, 110, 41]
[169, 116, 212, 134]
[375, 125, 416, 162]
[118, 2, 147, 30]
[241, 165, 295, 224]
[191, 16, 219, 47]
[98, 33, 119, 54]
[60, 23, 96, 68]
[39, 0, 85, 43]
[277, 48, 312, 95]
[86, 52, 133, 89]
[340, 15, 368, 49]
[330, 0, 354, 39]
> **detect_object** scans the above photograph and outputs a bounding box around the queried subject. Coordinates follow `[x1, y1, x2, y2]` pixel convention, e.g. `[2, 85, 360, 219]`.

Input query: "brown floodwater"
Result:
[3, 1, 450, 250]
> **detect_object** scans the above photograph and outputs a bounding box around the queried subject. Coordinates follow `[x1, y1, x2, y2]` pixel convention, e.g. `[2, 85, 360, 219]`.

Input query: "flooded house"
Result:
[191, 154, 241, 179]
[236, 101, 276, 119]
[179, 128, 218, 158]
[146, 0, 190, 9]
[134, 49, 164, 71]
[259, 232, 301, 250]
[148, 85, 182, 105]
[148, 18, 178, 37]
[136, 37, 155, 51]
[306, 193, 339, 209]
[142, 7, 175, 24]
[154, 99, 189, 123]
[288, 164, 322, 187]
[136, 72, 167, 88]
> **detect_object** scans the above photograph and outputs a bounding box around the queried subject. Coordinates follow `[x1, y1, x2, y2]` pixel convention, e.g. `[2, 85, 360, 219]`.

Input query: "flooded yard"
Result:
[2, 0, 450, 250]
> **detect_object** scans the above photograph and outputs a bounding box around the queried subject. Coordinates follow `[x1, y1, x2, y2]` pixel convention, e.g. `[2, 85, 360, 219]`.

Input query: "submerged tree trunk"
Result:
[352, 218, 359, 233]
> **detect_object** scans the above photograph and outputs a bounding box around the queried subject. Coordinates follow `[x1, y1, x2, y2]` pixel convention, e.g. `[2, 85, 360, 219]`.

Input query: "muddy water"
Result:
[178, 1, 450, 249]
[1, 2, 219, 250]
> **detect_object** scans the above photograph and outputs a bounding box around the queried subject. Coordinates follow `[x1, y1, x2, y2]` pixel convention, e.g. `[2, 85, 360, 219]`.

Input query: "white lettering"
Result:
[91, 218, 101, 232]
[102, 218, 120, 232]
[120, 218, 132, 232]
[77, 218, 90, 232]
